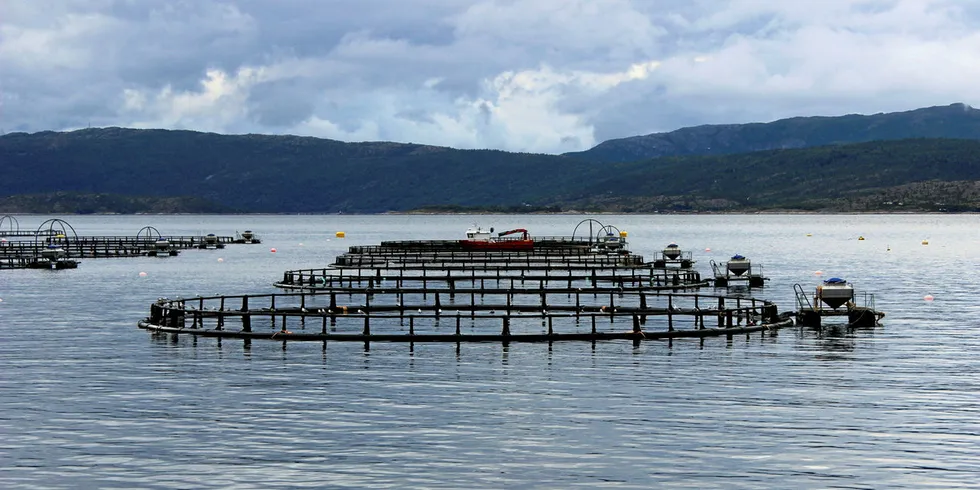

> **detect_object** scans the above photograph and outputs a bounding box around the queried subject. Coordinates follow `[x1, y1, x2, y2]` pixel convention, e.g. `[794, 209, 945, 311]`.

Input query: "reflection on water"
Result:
[2, 214, 979, 489]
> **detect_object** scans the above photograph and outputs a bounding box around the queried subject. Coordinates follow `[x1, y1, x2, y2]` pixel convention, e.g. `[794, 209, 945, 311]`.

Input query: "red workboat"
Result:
[460, 226, 534, 250]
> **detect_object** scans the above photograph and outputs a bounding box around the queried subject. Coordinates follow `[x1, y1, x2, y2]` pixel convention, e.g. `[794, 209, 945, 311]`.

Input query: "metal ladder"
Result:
[794, 283, 814, 311]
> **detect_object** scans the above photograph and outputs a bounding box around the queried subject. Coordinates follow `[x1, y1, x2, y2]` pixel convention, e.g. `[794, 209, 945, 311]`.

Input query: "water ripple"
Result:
[2, 214, 979, 488]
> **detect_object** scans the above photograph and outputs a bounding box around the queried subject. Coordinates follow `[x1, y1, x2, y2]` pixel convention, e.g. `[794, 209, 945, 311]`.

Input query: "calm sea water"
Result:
[1, 214, 978, 489]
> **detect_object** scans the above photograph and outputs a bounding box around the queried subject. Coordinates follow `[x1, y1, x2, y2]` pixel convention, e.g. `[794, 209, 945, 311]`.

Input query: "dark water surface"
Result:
[1, 214, 978, 488]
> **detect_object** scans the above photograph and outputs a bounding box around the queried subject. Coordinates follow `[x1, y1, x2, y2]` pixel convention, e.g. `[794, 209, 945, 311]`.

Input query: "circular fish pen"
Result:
[0, 214, 23, 236]
[138, 222, 794, 346]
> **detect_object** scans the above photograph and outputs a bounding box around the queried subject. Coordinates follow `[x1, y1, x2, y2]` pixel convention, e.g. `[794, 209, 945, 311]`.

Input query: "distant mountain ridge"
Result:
[3, 104, 980, 213]
[0, 127, 581, 213]
[566, 103, 980, 162]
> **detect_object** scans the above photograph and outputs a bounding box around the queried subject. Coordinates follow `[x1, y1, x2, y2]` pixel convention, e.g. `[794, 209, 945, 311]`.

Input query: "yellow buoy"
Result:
[336, 231, 346, 238]
[619, 230, 628, 238]
[858, 236, 865, 241]
[806, 233, 812, 237]
[921, 239, 929, 245]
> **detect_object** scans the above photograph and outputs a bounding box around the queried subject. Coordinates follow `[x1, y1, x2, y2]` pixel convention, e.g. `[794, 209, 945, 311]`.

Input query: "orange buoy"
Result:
[270, 248, 277, 253]
[924, 295, 934, 301]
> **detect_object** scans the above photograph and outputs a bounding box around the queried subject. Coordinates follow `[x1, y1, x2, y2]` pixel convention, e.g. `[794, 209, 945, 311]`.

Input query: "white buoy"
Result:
[139, 271, 147, 277]
[298, 243, 304, 246]
[217, 257, 224, 262]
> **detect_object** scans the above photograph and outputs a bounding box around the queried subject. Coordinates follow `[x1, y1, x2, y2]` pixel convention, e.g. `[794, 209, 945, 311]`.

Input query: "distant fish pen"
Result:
[138, 220, 795, 347]
[0, 218, 261, 270]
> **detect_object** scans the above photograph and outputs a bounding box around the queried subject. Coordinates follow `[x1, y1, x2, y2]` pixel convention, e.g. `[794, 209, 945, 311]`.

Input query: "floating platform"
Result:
[27, 258, 79, 269]
[794, 281, 884, 328]
[796, 307, 883, 328]
[653, 243, 696, 269]
[710, 256, 767, 288]
[232, 230, 261, 244]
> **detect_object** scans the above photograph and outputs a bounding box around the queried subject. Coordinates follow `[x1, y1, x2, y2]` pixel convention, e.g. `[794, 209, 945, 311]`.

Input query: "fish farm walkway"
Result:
[138, 223, 796, 347]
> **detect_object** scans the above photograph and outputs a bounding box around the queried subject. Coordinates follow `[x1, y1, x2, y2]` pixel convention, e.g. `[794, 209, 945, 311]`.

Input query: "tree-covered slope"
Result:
[566, 103, 980, 163]
[553, 138, 980, 212]
[3, 128, 980, 213]
[0, 128, 590, 213]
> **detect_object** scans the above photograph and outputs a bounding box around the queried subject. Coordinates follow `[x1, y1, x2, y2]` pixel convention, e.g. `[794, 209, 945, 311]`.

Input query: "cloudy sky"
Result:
[2, 0, 979, 153]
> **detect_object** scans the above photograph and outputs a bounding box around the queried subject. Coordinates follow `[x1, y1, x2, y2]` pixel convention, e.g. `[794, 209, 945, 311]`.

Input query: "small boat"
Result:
[726, 254, 751, 276]
[460, 227, 533, 250]
[815, 277, 854, 309]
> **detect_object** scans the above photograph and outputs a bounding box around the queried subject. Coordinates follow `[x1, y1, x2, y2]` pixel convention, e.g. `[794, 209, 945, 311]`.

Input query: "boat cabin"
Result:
[464, 226, 493, 242]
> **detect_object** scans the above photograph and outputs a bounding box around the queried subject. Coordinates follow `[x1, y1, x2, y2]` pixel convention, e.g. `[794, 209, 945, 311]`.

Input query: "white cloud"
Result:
[2, 0, 980, 152]
[122, 68, 265, 131]
[117, 58, 661, 152]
